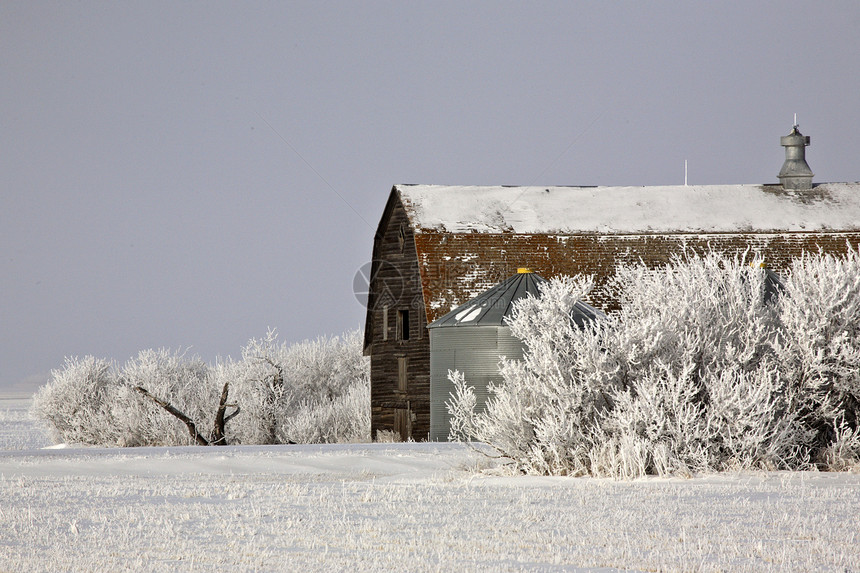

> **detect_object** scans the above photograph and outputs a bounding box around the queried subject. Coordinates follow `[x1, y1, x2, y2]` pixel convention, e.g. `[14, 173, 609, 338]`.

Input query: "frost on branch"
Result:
[447, 275, 616, 476]
[224, 328, 369, 445]
[446, 369, 477, 443]
[447, 250, 860, 477]
[776, 246, 860, 458]
[31, 356, 121, 446]
[31, 329, 370, 447]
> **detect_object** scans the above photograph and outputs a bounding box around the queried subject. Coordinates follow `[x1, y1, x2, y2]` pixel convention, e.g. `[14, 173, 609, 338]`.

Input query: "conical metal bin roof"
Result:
[427, 271, 604, 329]
[763, 268, 785, 304]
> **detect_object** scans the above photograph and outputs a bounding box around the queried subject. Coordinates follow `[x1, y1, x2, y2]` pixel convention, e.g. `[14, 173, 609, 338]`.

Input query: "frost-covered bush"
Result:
[32, 349, 226, 447]
[31, 329, 370, 446]
[223, 329, 370, 445]
[31, 356, 123, 445]
[114, 349, 216, 446]
[448, 275, 618, 475]
[776, 248, 860, 461]
[448, 250, 860, 477]
[282, 382, 370, 444]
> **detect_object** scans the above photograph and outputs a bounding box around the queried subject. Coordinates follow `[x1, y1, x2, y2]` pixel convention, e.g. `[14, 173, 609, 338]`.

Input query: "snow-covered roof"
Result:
[397, 182, 860, 234]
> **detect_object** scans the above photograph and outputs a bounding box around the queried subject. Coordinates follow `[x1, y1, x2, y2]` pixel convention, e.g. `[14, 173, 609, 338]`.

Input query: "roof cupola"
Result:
[778, 124, 813, 191]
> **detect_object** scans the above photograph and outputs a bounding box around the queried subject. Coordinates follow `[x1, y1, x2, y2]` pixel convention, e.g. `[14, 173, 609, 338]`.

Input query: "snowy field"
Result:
[1, 398, 859, 572]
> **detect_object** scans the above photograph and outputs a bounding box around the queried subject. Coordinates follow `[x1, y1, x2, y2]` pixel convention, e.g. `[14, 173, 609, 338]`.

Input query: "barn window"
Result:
[397, 357, 408, 392]
[398, 224, 406, 251]
[397, 309, 410, 340]
[382, 306, 389, 341]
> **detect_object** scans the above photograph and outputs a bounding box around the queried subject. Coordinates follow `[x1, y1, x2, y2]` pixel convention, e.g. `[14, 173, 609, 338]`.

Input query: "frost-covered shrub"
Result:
[223, 329, 370, 444]
[31, 329, 370, 446]
[374, 429, 401, 443]
[32, 350, 218, 447]
[449, 275, 618, 475]
[448, 250, 860, 477]
[817, 418, 860, 472]
[114, 348, 216, 447]
[776, 247, 860, 455]
[31, 356, 122, 445]
[282, 382, 370, 444]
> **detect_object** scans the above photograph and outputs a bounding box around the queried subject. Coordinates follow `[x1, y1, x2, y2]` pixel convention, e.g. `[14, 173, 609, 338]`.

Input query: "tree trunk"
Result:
[211, 382, 240, 445]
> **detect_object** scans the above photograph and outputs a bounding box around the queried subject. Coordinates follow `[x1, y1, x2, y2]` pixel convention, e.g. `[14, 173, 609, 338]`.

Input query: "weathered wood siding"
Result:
[367, 195, 430, 440]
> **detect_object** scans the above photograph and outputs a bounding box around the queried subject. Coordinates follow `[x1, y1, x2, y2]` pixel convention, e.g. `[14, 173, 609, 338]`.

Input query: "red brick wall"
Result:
[415, 232, 860, 319]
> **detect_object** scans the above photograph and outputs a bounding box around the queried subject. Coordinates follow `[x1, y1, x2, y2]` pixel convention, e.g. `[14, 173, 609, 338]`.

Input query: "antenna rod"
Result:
[794, 113, 797, 127]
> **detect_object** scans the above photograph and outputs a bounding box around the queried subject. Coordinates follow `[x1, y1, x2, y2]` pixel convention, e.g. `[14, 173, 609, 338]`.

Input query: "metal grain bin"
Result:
[427, 270, 604, 441]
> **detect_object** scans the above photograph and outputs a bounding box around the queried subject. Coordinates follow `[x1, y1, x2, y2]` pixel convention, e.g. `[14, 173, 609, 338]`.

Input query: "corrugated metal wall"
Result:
[429, 326, 525, 441]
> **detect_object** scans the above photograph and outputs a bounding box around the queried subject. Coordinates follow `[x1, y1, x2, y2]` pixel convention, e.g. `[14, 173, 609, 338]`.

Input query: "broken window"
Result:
[397, 309, 410, 340]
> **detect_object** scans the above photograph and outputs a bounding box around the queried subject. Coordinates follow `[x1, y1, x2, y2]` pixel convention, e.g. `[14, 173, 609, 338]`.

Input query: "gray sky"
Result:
[2, 1, 859, 393]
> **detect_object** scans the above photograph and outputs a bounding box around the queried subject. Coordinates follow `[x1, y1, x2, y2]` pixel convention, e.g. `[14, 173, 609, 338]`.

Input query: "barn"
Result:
[363, 126, 860, 441]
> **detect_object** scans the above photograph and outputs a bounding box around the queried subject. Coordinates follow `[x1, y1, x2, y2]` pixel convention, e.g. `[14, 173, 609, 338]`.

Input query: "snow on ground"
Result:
[0, 398, 51, 451]
[2, 398, 859, 572]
